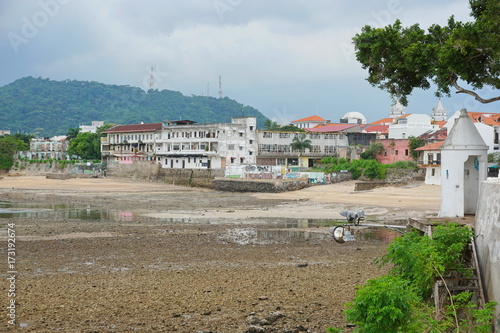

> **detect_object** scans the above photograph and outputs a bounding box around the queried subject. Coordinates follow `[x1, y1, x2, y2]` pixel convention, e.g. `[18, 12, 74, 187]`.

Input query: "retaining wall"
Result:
[214, 178, 308, 193]
[107, 162, 224, 188]
[474, 178, 500, 327]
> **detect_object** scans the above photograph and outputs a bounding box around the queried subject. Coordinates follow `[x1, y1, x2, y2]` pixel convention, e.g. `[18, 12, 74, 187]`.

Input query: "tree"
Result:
[290, 134, 312, 155]
[352, 0, 500, 106]
[0, 136, 29, 170]
[360, 142, 384, 160]
[67, 132, 100, 160]
[408, 137, 426, 160]
[278, 125, 305, 132]
[66, 128, 80, 141]
[263, 119, 280, 130]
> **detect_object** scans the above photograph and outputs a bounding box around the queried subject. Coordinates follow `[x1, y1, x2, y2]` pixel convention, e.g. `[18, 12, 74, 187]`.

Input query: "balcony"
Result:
[418, 159, 441, 167]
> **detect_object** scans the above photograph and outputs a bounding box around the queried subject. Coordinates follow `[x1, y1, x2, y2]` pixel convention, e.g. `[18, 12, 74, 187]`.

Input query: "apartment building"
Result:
[157, 117, 257, 169]
[101, 118, 257, 170]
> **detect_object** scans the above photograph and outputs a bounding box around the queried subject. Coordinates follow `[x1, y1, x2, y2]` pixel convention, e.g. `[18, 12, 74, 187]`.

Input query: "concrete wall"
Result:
[107, 162, 224, 187]
[474, 178, 500, 327]
[214, 178, 308, 192]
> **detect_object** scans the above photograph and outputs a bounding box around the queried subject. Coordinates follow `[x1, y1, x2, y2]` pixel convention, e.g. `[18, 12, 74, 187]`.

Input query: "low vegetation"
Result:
[321, 157, 418, 180]
[327, 223, 497, 332]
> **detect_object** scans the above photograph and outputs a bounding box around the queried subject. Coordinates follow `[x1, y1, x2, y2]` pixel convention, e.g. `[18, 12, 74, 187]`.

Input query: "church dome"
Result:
[341, 112, 367, 124]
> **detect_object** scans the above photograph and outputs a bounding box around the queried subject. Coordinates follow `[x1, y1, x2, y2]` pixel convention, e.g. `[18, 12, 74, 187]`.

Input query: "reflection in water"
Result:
[0, 201, 137, 221]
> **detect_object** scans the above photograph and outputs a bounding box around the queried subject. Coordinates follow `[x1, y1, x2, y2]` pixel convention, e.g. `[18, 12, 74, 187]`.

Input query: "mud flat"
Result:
[0, 176, 440, 332]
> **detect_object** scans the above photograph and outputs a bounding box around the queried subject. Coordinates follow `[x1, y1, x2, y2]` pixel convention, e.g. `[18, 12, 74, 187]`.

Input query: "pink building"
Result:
[375, 139, 412, 164]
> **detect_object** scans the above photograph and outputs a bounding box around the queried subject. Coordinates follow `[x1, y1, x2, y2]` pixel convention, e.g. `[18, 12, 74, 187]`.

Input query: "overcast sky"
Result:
[1, 0, 497, 125]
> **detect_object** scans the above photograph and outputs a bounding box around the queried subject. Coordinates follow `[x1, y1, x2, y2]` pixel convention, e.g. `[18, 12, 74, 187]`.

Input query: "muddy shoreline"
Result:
[0, 176, 439, 332]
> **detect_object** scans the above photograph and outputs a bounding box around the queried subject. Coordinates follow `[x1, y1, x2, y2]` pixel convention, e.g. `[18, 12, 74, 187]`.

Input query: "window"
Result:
[249, 126, 254, 130]
[395, 150, 399, 155]
[405, 149, 409, 156]
[431, 168, 435, 176]
[230, 157, 235, 163]
[228, 144, 235, 150]
[249, 140, 253, 144]
[263, 132, 272, 138]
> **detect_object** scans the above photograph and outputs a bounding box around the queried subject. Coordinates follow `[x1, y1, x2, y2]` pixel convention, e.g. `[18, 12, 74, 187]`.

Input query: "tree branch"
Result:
[451, 78, 500, 103]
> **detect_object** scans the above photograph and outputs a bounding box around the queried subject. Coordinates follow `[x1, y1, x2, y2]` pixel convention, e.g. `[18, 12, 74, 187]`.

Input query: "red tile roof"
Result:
[305, 124, 357, 132]
[370, 117, 394, 125]
[433, 120, 447, 128]
[362, 124, 389, 133]
[467, 112, 500, 126]
[291, 115, 326, 123]
[103, 123, 163, 133]
[415, 141, 444, 151]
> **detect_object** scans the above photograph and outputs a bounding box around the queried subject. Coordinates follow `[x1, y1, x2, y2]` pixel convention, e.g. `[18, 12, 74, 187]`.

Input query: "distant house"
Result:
[101, 123, 163, 165]
[375, 139, 412, 164]
[27, 136, 70, 160]
[290, 115, 329, 129]
[79, 121, 105, 134]
[388, 114, 439, 139]
[0, 130, 11, 136]
[415, 141, 444, 185]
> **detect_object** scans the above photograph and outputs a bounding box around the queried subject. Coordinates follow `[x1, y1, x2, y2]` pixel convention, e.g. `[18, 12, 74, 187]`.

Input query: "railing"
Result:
[418, 160, 441, 166]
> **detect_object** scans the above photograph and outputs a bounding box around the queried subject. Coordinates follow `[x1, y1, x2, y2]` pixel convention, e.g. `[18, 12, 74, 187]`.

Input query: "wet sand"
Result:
[0, 176, 440, 332]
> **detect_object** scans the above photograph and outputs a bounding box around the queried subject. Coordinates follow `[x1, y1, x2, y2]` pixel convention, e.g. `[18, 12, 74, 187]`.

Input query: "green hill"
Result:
[0, 77, 268, 137]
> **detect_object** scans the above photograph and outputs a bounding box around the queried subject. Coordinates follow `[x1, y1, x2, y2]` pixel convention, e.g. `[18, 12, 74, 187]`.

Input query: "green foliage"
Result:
[66, 128, 80, 141]
[321, 157, 387, 180]
[407, 137, 426, 160]
[0, 77, 268, 137]
[263, 119, 280, 130]
[360, 142, 384, 160]
[290, 134, 313, 155]
[341, 224, 497, 332]
[0, 136, 29, 170]
[352, 0, 500, 105]
[386, 160, 419, 170]
[67, 132, 101, 160]
[345, 275, 420, 333]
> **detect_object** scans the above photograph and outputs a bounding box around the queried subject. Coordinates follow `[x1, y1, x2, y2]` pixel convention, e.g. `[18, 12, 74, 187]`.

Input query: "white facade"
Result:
[418, 149, 442, 185]
[80, 121, 105, 133]
[446, 110, 498, 153]
[388, 114, 439, 139]
[256, 131, 349, 166]
[439, 109, 488, 217]
[158, 117, 257, 170]
[432, 100, 447, 121]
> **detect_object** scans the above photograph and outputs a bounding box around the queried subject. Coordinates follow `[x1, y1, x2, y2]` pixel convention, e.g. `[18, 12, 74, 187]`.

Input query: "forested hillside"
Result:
[0, 77, 268, 137]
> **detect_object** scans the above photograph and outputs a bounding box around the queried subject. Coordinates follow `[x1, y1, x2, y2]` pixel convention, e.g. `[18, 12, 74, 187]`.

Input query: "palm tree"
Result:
[290, 134, 312, 156]
[263, 119, 280, 131]
[66, 128, 80, 141]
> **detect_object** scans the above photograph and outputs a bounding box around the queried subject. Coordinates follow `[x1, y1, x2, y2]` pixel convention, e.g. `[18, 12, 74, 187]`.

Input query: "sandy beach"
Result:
[0, 176, 440, 332]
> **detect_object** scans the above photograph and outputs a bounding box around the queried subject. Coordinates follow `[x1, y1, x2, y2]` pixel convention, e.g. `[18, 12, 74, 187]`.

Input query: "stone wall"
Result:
[107, 162, 224, 188]
[213, 178, 308, 193]
[474, 178, 500, 327]
[354, 169, 424, 191]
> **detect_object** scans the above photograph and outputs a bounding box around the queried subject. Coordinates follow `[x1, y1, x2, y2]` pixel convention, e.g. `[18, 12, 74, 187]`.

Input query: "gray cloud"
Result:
[1, 0, 496, 125]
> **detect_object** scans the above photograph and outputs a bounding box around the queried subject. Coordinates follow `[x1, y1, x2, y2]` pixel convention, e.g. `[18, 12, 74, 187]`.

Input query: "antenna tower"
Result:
[149, 66, 156, 90]
[218, 75, 223, 98]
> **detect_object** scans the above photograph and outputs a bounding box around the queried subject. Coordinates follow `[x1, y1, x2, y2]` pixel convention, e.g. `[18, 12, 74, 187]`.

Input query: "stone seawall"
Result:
[107, 163, 224, 188]
[214, 178, 308, 193]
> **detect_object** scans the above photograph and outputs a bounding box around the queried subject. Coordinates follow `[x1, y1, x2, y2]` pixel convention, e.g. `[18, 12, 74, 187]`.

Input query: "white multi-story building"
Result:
[157, 117, 257, 169]
[101, 118, 257, 170]
[388, 114, 439, 139]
